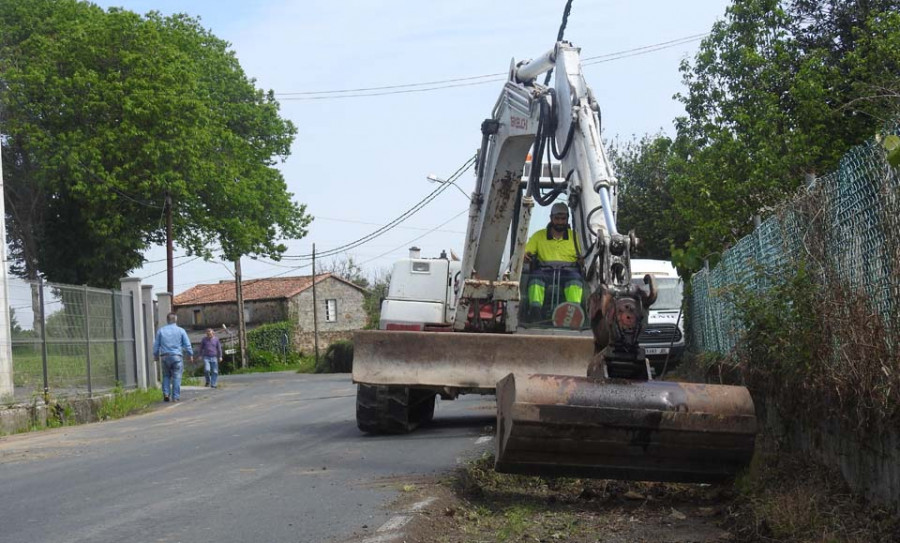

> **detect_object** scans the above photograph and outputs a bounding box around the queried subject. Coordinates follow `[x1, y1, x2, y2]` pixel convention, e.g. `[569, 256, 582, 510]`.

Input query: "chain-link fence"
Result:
[8, 278, 138, 403]
[688, 123, 900, 355]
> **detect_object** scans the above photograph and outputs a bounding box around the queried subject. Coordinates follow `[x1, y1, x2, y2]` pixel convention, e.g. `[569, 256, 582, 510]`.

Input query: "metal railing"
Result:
[8, 278, 138, 403]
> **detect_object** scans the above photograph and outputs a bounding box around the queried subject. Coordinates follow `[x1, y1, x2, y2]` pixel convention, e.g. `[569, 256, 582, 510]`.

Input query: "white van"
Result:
[631, 259, 685, 374]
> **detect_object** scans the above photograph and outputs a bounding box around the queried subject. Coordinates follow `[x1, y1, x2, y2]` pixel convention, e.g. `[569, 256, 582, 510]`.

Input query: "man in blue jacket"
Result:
[153, 313, 194, 402]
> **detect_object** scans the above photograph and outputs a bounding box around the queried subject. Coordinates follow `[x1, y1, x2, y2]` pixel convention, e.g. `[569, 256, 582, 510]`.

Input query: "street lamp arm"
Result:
[426, 174, 470, 200]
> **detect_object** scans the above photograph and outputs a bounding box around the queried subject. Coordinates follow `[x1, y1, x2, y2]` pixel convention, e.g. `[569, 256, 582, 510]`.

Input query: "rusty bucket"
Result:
[495, 373, 757, 483]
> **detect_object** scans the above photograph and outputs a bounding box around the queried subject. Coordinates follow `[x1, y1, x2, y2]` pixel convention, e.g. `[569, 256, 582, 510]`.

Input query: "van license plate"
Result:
[645, 347, 670, 355]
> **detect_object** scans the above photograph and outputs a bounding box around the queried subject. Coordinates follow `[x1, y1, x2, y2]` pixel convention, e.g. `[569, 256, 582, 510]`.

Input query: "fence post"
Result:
[111, 291, 120, 384]
[119, 278, 147, 390]
[84, 286, 92, 397]
[39, 279, 50, 401]
[130, 293, 139, 388]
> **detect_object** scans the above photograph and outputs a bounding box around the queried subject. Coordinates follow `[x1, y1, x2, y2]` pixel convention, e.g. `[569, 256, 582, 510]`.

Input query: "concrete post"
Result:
[142, 285, 158, 387]
[0, 142, 13, 401]
[120, 277, 147, 390]
[157, 292, 172, 326]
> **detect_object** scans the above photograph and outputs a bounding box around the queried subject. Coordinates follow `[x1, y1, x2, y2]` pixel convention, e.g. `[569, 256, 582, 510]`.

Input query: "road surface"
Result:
[0, 371, 495, 543]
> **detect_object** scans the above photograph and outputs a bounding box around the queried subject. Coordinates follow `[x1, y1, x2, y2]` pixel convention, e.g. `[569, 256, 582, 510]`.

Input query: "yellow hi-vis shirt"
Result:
[525, 228, 579, 263]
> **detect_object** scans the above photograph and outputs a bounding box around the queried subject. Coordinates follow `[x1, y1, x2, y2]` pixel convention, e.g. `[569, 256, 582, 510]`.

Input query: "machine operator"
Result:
[523, 202, 584, 319]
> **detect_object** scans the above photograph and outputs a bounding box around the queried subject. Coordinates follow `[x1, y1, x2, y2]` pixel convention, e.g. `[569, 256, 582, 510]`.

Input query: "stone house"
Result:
[173, 273, 368, 353]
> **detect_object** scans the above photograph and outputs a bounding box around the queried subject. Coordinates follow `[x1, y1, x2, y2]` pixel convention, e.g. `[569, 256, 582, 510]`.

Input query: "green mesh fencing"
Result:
[688, 123, 900, 355]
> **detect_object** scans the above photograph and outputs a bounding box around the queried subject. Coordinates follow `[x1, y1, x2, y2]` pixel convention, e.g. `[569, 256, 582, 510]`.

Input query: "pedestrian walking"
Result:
[152, 312, 193, 402]
[199, 328, 223, 388]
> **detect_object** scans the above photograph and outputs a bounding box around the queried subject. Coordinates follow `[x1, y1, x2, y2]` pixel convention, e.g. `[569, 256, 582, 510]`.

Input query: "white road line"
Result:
[475, 435, 493, 444]
[407, 497, 438, 512]
[365, 497, 437, 542]
[376, 515, 412, 532]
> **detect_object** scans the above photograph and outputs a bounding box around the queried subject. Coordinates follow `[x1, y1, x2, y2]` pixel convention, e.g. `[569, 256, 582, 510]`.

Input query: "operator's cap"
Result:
[551, 202, 569, 217]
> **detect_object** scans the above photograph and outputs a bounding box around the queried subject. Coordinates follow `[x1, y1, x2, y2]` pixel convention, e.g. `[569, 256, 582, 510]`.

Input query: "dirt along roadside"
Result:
[376, 439, 900, 543]
[374, 452, 733, 543]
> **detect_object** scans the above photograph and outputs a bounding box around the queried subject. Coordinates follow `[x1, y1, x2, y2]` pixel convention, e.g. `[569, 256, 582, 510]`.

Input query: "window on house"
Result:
[325, 299, 337, 322]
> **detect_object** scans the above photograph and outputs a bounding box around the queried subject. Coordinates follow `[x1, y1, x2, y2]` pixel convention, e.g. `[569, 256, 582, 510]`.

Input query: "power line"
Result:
[279, 155, 475, 261]
[279, 79, 500, 101]
[581, 33, 707, 63]
[143, 256, 202, 278]
[358, 209, 469, 266]
[314, 216, 464, 234]
[274, 32, 709, 101]
[276, 73, 503, 96]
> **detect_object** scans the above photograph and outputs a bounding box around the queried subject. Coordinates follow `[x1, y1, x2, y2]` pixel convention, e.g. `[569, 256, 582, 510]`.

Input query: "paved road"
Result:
[0, 372, 495, 543]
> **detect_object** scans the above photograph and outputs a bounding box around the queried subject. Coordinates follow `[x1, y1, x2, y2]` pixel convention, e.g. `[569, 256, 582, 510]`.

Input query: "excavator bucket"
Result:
[495, 373, 757, 483]
[353, 330, 594, 390]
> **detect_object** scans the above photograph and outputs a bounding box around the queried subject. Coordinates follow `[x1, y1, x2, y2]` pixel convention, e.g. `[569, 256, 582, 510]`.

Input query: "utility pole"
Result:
[234, 257, 248, 369]
[312, 244, 320, 365]
[165, 191, 174, 294]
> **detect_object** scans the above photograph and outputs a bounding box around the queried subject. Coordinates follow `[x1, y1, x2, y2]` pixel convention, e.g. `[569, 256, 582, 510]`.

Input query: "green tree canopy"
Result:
[0, 0, 311, 287]
[668, 0, 900, 271]
[609, 135, 681, 260]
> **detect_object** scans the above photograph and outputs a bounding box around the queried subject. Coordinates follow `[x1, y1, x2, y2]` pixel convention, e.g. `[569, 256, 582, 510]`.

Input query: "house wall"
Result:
[175, 299, 288, 330]
[174, 276, 367, 354]
[290, 278, 367, 352]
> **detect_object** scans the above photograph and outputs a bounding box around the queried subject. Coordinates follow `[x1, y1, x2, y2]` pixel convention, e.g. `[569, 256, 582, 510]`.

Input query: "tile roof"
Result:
[174, 273, 344, 306]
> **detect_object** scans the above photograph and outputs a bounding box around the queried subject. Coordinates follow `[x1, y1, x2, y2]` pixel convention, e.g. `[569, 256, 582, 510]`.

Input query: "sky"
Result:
[85, 0, 732, 297]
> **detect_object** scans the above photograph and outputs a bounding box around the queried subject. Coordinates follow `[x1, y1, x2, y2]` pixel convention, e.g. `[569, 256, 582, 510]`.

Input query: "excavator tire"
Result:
[356, 384, 436, 434]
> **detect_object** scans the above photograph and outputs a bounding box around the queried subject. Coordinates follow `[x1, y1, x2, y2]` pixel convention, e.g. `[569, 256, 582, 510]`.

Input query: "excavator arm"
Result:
[455, 42, 654, 379]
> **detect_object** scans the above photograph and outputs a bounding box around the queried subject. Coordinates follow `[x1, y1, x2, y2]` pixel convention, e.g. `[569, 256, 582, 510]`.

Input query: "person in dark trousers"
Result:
[152, 312, 193, 402]
[199, 328, 223, 388]
[523, 202, 584, 320]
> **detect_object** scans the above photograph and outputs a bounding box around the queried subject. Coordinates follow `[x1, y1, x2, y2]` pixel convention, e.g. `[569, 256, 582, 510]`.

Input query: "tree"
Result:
[0, 0, 310, 287]
[321, 256, 369, 288]
[609, 135, 682, 260]
[668, 0, 900, 271]
[362, 267, 391, 329]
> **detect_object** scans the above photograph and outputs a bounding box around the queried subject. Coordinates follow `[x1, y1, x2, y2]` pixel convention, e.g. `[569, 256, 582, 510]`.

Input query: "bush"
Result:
[315, 340, 353, 373]
[247, 321, 295, 353]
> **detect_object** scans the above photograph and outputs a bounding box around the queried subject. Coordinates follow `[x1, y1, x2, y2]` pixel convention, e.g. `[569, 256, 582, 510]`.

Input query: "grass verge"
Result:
[97, 386, 164, 420]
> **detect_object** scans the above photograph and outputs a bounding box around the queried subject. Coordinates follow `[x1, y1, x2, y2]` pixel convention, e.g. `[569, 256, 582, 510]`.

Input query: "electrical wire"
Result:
[278, 79, 500, 101]
[274, 33, 709, 101]
[314, 216, 465, 234]
[278, 155, 475, 261]
[277, 73, 503, 96]
[169, 157, 476, 299]
[143, 256, 202, 278]
[358, 209, 469, 266]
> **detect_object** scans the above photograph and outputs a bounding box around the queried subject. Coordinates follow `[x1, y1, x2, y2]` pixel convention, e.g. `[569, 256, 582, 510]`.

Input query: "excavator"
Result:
[352, 42, 757, 483]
